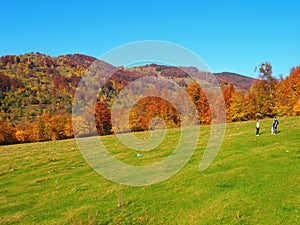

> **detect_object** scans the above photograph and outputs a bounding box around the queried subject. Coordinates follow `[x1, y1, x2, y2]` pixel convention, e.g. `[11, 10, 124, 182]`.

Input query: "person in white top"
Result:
[256, 119, 260, 136]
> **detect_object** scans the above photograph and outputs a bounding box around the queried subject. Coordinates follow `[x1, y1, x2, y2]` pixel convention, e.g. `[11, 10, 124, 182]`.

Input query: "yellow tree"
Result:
[228, 91, 248, 122]
[275, 66, 300, 116]
[248, 62, 278, 118]
[186, 82, 211, 124]
[293, 98, 300, 116]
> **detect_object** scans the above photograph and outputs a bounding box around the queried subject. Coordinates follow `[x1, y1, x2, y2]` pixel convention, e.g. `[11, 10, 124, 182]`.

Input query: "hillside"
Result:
[0, 52, 257, 144]
[0, 53, 97, 121]
[1, 53, 299, 145]
[0, 53, 252, 124]
[0, 117, 299, 224]
[214, 72, 256, 90]
[125, 64, 256, 90]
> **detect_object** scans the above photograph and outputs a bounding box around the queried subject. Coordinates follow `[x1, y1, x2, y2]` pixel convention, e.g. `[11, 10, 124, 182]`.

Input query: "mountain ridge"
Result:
[0, 52, 256, 83]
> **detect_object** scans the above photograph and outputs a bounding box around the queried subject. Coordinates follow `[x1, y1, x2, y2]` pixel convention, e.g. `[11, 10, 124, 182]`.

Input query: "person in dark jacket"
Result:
[273, 117, 279, 134]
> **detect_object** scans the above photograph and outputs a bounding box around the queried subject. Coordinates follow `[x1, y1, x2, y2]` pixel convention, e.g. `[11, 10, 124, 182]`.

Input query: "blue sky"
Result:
[1, 0, 299, 78]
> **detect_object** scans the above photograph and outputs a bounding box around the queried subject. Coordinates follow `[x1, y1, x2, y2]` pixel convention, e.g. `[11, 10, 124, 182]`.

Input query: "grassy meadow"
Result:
[0, 117, 299, 224]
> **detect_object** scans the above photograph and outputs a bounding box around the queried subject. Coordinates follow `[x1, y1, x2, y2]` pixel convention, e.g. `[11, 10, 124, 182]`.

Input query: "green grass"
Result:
[0, 117, 299, 224]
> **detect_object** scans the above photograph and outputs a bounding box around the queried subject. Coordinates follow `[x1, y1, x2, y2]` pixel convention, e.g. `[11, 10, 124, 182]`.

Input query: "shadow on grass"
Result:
[257, 130, 282, 136]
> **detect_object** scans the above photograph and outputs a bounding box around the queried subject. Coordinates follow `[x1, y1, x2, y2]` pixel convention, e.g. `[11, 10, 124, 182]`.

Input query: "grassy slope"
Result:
[0, 117, 299, 225]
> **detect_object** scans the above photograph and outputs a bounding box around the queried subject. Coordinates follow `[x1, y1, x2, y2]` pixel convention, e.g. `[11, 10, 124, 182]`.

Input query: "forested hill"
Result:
[127, 64, 256, 91]
[214, 72, 256, 90]
[1, 53, 299, 145]
[0, 53, 97, 121]
[0, 52, 254, 123]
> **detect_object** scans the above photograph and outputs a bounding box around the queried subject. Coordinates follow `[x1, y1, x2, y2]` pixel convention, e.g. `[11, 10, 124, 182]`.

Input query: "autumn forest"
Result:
[0, 53, 299, 145]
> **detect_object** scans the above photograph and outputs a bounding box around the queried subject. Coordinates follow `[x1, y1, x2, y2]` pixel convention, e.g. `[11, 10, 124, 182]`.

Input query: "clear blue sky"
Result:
[1, 0, 299, 78]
